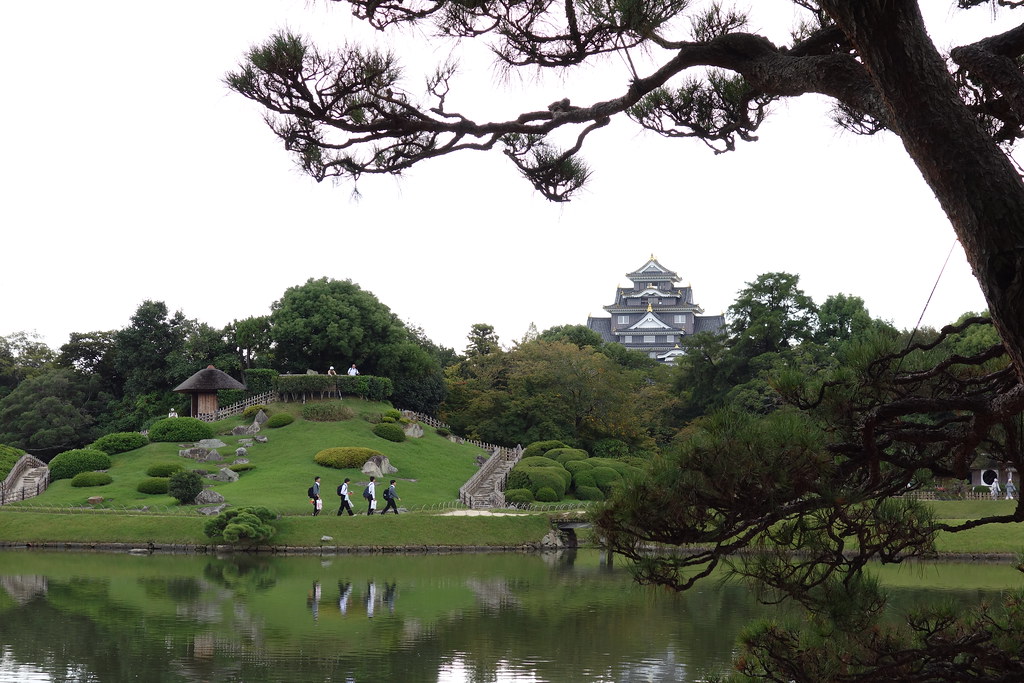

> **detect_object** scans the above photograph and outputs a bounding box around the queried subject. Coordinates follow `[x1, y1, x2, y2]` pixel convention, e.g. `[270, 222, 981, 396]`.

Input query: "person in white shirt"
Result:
[347, 364, 360, 376]
[337, 477, 355, 516]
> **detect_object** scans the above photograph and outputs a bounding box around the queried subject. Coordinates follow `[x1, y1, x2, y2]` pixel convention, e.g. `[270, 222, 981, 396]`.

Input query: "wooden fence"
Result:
[196, 391, 278, 422]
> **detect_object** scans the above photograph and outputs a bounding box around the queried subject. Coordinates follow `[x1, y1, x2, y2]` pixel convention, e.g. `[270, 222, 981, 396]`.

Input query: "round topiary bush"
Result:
[564, 459, 596, 476]
[146, 463, 184, 478]
[575, 485, 605, 501]
[506, 469, 531, 491]
[372, 423, 406, 443]
[241, 404, 268, 419]
[522, 440, 569, 459]
[204, 506, 277, 544]
[548, 448, 589, 464]
[148, 417, 214, 443]
[137, 477, 170, 494]
[574, 470, 598, 490]
[436, 427, 451, 438]
[518, 456, 561, 469]
[526, 468, 567, 499]
[229, 463, 255, 473]
[168, 470, 204, 504]
[383, 408, 402, 421]
[91, 432, 148, 455]
[315, 447, 384, 470]
[49, 449, 112, 481]
[590, 466, 624, 494]
[535, 486, 559, 502]
[301, 401, 355, 422]
[504, 488, 535, 504]
[381, 416, 397, 423]
[71, 471, 113, 488]
[266, 413, 294, 428]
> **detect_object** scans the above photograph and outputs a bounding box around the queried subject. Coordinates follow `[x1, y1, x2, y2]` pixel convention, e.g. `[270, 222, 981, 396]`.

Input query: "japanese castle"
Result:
[587, 256, 726, 363]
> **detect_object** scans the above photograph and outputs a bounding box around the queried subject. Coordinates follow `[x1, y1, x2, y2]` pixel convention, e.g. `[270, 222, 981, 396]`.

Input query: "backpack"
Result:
[307, 485, 316, 499]
[337, 484, 345, 496]
[383, 487, 393, 500]
[362, 485, 372, 500]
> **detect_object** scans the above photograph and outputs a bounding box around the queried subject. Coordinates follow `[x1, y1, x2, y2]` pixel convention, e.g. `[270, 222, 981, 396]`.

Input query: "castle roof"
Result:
[626, 255, 679, 282]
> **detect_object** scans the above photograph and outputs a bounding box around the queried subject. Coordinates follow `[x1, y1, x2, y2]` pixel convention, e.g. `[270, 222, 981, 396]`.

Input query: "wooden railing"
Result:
[0, 454, 49, 505]
[196, 391, 277, 422]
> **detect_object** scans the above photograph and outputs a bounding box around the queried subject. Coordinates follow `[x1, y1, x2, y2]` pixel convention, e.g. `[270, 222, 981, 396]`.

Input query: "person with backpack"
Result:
[380, 479, 400, 515]
[363, 476, 376, 515]
[308, 476, 322, 516]
[337, 477, 355, 516]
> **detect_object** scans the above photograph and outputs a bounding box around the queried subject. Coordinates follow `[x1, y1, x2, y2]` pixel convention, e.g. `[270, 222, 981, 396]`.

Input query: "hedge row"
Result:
[275, 374, 393, 401]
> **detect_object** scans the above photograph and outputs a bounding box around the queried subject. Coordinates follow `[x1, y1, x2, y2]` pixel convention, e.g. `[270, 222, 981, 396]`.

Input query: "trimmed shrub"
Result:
[381, 416, 396, 423]
[168, 470, 204, 504]
[564, 460, 596, 476]
[505, 469, 530, 491]
[244, 368, 278, 394]
[383, 408, 401, 421]
[218, 389, 246, 406]
[517, 456, 561, 469]
[301, 401, 355, 422]
[574, 471, 597, 490]
[504, 488, 534, 504]
[91, 432, 148, 455]
[547, 448, 589, 465]
[241, 404, 267, 419]
[575, 485, 605, 501]
[71, 472, 113, 488]
[146, 463, 184, 478]
[229, 463, 255, 473]
[315, 447, 383, 470]
[590, 466, 623, 493]
[148, 417, 214, 443]
[366, 376, 394, 402]
[526, 468, 566, 499]
[266, 413, 294, 428]
[522, 440, 569, 459]
[363, 412, 382, 424]
[137, 477, 170, 494]
[372, 423, 406, 443]
[49, 449, 112, 481]
[436, 428, 451, 438]
[204, 506, 277, 544]
[535, 486, 559, 502]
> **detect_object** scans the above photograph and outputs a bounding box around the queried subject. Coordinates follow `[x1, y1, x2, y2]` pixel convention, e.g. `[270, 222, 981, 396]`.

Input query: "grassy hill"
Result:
[0, 400, 553, 548]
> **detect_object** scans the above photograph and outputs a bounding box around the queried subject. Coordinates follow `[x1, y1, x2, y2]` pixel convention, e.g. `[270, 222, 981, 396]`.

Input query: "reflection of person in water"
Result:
[307, 581, 322, 622]
[366, 581, 376, 619]
[338, 581, 353, 616]
[383, 582, 397, 614]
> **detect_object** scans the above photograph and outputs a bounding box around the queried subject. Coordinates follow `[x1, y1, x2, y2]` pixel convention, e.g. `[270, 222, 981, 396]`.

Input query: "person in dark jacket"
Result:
[380, 479, 400, 515]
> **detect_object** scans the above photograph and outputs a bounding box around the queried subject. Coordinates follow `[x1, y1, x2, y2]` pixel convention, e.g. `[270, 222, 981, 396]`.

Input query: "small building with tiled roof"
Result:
[587, 256, 726, 363]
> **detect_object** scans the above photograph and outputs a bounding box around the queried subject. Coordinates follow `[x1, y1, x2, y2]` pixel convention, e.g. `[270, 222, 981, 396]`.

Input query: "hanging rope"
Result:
[903, 238, 960, 353]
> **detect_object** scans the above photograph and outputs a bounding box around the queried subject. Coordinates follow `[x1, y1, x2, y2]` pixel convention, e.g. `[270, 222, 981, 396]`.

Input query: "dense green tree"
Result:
[0, 332, 56, 398]
[464, 323, 501, 357]
[226, 315, 273, 369]
[111, 301, 189, 398]
[57, 331, 119, 390]
[536, 324, 604, 349]
[728, 272, 817, 358]
[0, 369, 105, 458]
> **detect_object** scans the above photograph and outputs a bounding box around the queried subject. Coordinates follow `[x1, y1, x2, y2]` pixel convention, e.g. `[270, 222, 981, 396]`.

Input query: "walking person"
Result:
[1006, 474, 1017, 501]
[989, 477, 1001, 500]
[337, 477, 355, 516]
[365, 476, 377, 515]
[380, 479, 400, 515]
[309, 476, 322, 516]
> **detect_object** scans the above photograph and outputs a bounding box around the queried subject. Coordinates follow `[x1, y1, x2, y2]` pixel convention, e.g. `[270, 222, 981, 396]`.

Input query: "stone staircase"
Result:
[459, 445, 523, 509]
[1, 455, 49, 505]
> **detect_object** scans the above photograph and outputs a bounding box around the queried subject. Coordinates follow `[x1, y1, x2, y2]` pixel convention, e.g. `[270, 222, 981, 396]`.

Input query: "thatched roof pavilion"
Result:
[173, 365, 246, 418]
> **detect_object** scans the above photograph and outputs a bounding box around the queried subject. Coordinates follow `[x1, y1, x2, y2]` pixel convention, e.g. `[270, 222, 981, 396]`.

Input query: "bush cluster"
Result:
[204, 506, 277, 544]
[71, 472, 113, 488]
[372, 423, 406, 443]
[137, 477, 170, 494]
[146, 463, 184, 478]
[436, 428, 451, 438]
[522, 440, 569, 459]
[229, 463, 255, 473]
[547, 448, 589, 465]
[49, 449, 112, 481]
[301, 401, 355, 422]
[243, 368, 278, 394]
[381, 416, 396, 423]
[266, 413, 294, 428]
[504, 488, 534, 504]
[315, 447, 382, 470]
[148, 417, 214, 443]
[383, 408, 402, 421]
[91, 431, 148, 455]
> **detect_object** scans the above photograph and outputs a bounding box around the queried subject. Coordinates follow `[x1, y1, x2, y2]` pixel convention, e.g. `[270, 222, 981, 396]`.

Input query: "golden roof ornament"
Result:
[647, 303, 653, 312]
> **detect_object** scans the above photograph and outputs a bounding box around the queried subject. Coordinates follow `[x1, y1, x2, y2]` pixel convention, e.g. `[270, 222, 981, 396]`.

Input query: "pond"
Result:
[0, 549, 1021, 682]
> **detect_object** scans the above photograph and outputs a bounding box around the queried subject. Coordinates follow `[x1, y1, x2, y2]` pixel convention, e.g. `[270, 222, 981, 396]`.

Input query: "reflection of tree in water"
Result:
[203, 556, 277, 595]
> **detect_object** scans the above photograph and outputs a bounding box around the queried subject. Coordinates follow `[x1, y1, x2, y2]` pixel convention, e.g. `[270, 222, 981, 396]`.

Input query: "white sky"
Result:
[0, 2, 1013, 354]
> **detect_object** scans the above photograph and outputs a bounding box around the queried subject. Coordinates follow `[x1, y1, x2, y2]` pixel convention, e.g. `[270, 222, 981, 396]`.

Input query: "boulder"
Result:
[361, 454, 398, 478]
[231, 424, 259, 436]
[403, 423, 424, 439]
[179, 447, 210, 460]
[205, 468, 239, 483]
[235, 447, 248, 458]
[238, 438, 254, 447]
[198, 504, 228, 516]
[195, 489, 226, 505]
[232, 458, 250, 465]
[253, 409, 269, 425]
[254, 435, 268, 443]
[197, 439, 227, 449]
[201, 450, 223, 463]
[87, 496, 104, 504]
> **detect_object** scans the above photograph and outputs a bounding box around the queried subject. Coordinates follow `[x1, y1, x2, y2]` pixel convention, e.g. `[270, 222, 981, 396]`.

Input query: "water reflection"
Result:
[0, 550, 1020, 683]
